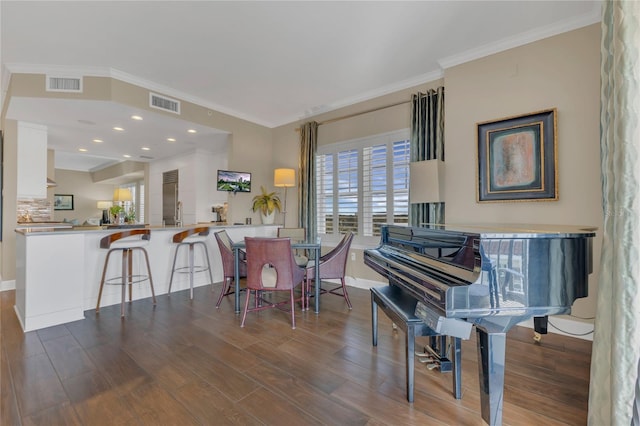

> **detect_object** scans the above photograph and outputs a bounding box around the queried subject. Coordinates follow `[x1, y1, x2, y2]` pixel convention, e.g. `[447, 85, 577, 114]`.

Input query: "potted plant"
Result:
[251, 186, 282, 224]
[125, 206, 136, 223]
[109, 205, 123, 224]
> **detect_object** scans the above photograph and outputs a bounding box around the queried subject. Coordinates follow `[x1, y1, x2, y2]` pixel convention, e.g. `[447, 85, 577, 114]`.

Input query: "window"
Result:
[316, 130, 410, 238]
[118, 180, 144, 222]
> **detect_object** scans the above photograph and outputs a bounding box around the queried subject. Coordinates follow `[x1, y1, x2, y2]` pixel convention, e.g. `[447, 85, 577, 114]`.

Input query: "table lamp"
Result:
[113, 188, 132, 224]
[97, 200, 113, 224]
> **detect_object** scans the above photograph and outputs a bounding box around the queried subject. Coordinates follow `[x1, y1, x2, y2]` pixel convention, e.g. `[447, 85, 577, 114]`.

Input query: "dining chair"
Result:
[241, 237, 306, 329]
[277, 227, 308, 267]
[214, 230, 247, 308]
[305, 231, 354, 309]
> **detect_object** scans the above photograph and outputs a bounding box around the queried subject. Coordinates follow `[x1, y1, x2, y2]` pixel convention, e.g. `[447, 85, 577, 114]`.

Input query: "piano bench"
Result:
[371, 285, 462, 402]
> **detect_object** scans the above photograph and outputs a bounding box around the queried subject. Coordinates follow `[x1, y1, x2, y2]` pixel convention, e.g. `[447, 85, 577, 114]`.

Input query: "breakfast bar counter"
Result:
[15, 224, 277, 332]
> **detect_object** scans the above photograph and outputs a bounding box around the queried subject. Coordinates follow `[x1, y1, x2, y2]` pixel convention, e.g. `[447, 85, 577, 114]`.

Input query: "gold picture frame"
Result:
[477, 108, 558, 203]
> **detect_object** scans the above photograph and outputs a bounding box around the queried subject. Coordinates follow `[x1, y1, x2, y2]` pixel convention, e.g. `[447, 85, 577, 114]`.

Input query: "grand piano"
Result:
[364, 223, 596, 426]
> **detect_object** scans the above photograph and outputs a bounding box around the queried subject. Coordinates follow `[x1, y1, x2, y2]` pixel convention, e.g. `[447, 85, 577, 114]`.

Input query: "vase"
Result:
[260, 211, 275, 224]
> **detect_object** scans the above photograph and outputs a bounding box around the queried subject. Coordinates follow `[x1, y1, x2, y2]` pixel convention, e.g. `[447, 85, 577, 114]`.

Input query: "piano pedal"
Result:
[416, 356, 440, 370]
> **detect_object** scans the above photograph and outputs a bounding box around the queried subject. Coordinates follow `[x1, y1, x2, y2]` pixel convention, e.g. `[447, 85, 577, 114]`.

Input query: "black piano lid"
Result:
[412, 223, 597, 239]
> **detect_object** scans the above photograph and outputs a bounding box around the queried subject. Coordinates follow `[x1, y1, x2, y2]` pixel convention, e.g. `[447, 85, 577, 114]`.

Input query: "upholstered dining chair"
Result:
[277, 227, 308, 267]
[305, 231, 354, 310]
[214, 230, 247, 308]
[241, 237, 306, 329]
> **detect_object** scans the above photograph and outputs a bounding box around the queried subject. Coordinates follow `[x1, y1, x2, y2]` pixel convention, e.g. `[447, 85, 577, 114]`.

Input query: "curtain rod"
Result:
[295, 99, 410, 132]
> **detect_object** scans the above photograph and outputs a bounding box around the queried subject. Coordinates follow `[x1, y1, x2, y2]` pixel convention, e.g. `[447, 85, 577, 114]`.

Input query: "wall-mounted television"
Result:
[217, 170, 251, 193]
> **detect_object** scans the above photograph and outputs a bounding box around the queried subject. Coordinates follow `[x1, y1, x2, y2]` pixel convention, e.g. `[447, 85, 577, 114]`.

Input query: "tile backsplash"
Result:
[17, 198, 53, 222]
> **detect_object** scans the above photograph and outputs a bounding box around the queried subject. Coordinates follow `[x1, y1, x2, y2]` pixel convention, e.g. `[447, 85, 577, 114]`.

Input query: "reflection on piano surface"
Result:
[364, 223, 596, 426]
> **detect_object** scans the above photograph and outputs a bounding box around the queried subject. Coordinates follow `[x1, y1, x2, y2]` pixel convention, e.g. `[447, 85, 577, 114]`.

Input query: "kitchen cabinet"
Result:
[14, 224, 278, 331]
[17, 121, 48, 199]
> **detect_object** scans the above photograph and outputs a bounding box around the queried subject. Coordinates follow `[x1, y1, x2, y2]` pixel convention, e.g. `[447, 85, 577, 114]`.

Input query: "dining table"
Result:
[232, 237, 322, 313]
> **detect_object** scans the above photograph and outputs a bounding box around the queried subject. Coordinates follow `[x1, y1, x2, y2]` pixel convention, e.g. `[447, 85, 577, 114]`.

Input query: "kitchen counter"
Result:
[16, 222, 73, 230]
[14, 224, 278, 332]
[15, 222, 265, 235]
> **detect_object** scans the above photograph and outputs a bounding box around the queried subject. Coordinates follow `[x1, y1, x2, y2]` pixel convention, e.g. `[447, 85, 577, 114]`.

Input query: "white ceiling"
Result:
[1, 1, 600, 172]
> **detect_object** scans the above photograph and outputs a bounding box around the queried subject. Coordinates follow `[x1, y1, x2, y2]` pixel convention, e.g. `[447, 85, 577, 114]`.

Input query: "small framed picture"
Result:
[477, 108, 558, 203]
[54, 194, 74, 210]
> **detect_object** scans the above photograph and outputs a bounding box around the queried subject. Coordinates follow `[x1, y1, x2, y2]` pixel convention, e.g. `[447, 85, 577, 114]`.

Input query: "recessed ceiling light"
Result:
[113, 127, 125, 131]
[92, 139, 103, 143]
[141, 147, 150, 151]
[187, 129, 197, 134]
[167, 138, 176, 142]
[123, 154, 131, 158]
[78, 148, 88, 152]
[131, 115, 143, 121]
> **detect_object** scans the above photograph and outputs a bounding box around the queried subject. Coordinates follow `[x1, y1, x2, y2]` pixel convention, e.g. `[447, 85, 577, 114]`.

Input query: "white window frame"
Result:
[118, 180, 144, 223]
[316, 129, 410, 246]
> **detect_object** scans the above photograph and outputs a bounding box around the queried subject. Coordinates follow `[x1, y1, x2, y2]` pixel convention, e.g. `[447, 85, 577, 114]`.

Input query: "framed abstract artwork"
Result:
[477, 108, 558, 203]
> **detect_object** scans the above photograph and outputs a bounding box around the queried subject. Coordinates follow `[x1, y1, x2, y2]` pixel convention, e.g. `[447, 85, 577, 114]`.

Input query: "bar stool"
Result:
[168, 227, 214, 299]
[96, 229, 156, 317]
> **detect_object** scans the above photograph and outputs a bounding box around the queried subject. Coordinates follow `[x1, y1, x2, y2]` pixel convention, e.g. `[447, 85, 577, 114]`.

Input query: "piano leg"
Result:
[453, 337, 462, 399]
[406, 324, 416, 402]
[371, 292, 378, 347]
[476, 329, 506, 426]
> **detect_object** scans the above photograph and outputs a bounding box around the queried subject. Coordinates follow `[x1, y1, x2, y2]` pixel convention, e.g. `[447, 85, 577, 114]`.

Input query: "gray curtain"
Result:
[588, 2, 640, 425]
[409, 87, 445, 226]
[299, 121, 318, 243]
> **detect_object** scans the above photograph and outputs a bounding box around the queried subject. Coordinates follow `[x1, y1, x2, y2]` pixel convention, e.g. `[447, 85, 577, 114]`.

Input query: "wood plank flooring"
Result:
[0, 283, 592, 425]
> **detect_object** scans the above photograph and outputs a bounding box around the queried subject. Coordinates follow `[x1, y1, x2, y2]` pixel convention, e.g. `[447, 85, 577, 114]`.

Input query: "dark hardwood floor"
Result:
[1, 283, 591, 425]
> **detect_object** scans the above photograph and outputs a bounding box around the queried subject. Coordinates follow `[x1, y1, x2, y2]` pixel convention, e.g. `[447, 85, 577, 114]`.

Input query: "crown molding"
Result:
[107, 68, 274, 128]
[438, 5, 601, 70]
[4, 3, 602, 131]
[286, 69, 444, 126]
[4, 63, 276, 128]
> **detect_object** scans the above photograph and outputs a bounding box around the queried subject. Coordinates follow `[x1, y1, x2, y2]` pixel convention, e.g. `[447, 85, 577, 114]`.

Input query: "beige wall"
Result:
[1, 120, 18, 284]
[273, 80, 445, 283]
[1, 75, 274, 281]
[273, 24, 602, 319]
[51, 170, 115, 223]
[1, 24, 602, 323]
[445, 24, 601, 319]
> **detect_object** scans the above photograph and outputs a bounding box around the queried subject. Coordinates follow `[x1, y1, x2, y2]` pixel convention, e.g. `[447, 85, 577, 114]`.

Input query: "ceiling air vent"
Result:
[46, 75, 83, 93]
[149, 92, 181, 115]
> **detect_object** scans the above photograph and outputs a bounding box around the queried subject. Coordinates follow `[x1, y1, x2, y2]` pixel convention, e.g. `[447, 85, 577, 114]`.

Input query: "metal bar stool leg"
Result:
[188, 242, 195, 299]
[96, 249, 116, 313]
[121, 249, 127, 317]
[128, 249, 133, 302]
[140, 247, 156, 305]
[167, 243, 183, 295]
[198, 241, 215, 288]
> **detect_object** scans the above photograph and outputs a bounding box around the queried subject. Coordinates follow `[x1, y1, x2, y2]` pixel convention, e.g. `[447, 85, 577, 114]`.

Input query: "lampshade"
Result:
[409, 159, 445, 203]
[113, 188, 132, 202]
[274, 168, 295, 187]
[97, 200, 113, 209]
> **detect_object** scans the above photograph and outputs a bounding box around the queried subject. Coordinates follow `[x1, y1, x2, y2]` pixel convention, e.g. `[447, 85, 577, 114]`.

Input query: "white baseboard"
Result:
[1, 280, 16, 292]
[345, 276, 383, 289]
[346, 278, 594, 341]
